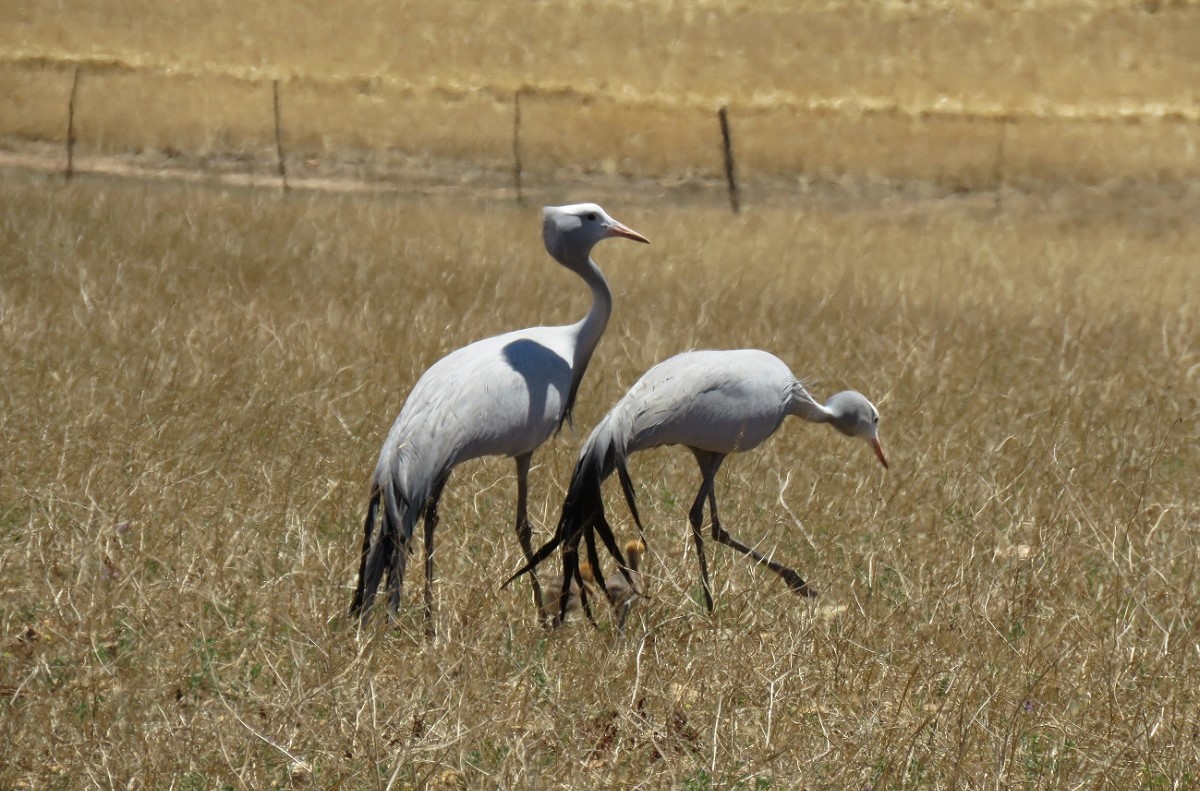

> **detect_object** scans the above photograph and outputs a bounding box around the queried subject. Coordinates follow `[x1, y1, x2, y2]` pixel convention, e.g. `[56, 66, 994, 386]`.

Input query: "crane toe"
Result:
[779, 569, 818, 598]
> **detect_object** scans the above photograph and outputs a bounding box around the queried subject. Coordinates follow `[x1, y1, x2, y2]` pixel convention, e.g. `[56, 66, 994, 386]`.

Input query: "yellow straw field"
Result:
[2, 1, 1199, 787]
[3, 171, 1198, 786]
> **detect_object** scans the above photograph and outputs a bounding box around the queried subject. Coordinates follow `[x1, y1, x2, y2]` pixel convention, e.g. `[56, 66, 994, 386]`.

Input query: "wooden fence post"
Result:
[718, 105, 740, 213]
[66, 66, 80, 180]
[994, 118, 1008, 213]
[512, 89, 524, 205]
[273, 79, 289, 192]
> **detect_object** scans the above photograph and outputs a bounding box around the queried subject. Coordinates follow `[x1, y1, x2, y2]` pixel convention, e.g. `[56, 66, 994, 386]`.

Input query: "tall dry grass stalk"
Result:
[1, 170, 1197, 787]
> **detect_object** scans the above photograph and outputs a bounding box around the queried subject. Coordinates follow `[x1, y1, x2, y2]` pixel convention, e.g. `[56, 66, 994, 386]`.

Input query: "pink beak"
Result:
[871, 436, 889, 469]
[606, 220, 650, 244]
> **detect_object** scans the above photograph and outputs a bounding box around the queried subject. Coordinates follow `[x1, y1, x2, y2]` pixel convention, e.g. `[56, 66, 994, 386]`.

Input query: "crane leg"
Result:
[707, 487, 816, 598]
[513, 453, 545, 618]
[686, 451, 725, 612]
[687, 483, 715, 612]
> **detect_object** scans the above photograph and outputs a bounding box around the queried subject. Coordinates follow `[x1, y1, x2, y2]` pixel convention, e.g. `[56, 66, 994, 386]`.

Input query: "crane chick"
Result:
[537, 563, 598, 625]
[597, 540, 646, 630]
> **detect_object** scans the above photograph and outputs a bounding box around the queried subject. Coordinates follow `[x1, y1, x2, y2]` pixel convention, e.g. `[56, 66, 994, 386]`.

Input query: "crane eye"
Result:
[873, 416, 879, 424]
[585, 212, 597, 222]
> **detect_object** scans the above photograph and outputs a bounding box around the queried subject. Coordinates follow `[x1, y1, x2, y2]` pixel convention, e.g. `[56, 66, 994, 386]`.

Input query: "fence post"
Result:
[512, 89, 524, 205]
[272, 79, 289, 192]
[718, 105, 740, 213]
[65, 66, 80, 180]
[993, 118, 1008, 213]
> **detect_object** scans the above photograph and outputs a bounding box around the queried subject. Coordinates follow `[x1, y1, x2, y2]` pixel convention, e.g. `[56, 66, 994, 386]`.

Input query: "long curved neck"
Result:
[571, 257, 612, 366]
[785, 378, 834, 424]
[560, 254, 612, 427]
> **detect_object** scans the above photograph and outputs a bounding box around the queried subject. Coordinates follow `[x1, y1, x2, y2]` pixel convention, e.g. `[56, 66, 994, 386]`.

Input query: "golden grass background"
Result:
[3, 1, 1200, 788]
[2, 173, 1198, 787]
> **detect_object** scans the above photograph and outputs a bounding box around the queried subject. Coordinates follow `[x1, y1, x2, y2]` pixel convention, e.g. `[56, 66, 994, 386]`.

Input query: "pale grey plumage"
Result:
[351, 203, 648, 627]
[506, 349, 887, 620]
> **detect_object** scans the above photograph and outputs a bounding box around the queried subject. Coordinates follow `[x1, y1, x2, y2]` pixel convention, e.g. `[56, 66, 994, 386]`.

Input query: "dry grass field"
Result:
[2, 0, 1200, 788]
[2, 169, 1198, 787]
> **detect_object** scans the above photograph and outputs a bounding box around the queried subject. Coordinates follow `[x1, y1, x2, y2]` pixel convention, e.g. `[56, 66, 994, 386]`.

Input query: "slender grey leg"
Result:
[513, 453, 545, 618]
[687, 485, 714, 612]
[687, 451, 728, 612]
[707, 477, 816, 598]
[686, 479, 714, 614]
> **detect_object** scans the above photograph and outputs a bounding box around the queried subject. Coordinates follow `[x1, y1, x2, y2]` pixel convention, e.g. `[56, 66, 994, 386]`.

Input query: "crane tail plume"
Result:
[348, 485, 381, 618]
[579, 531, 604, 626]
[353, 477, 412, 622]
[503, 490, 581, 585]
[615, 456, 644, 535]
[581, 511, 633, 591]
[502, 431, 612, 586]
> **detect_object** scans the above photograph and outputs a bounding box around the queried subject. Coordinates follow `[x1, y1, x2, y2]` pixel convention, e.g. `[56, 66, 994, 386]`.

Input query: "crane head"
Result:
[542, 203, 649, 262]
[824, 390, 888, 469]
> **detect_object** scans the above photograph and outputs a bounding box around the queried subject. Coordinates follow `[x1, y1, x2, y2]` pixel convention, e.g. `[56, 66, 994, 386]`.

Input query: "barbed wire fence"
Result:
[271, 79, 289, 193]
[64, 65, 80, 181]
[5, 52, 1199, 212]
